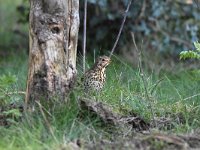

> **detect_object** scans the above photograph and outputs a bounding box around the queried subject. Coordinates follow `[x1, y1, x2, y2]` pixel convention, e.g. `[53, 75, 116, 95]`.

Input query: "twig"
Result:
[36, 101, 58, 143]
[109, 0, 132, 58]
[131, 32, 156, 127]
[83, 0, 87, 73]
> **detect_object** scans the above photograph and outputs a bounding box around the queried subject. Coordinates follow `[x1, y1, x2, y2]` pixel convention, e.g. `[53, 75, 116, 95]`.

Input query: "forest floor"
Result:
[0, 52, 200, 150]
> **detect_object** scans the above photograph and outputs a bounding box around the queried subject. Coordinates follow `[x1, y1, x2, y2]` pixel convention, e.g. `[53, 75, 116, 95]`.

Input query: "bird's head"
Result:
[95, 56, 111, 69]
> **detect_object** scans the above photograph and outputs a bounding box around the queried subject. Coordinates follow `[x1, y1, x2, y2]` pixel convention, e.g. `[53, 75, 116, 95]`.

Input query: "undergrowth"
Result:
[0, 53, 200, 149]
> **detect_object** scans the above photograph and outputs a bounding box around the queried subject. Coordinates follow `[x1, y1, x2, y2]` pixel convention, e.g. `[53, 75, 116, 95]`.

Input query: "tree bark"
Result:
[25, 0, 79, 108]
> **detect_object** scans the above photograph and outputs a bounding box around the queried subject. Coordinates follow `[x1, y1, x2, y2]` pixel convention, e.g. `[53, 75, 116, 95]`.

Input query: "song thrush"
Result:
[84, 56, 111, 92]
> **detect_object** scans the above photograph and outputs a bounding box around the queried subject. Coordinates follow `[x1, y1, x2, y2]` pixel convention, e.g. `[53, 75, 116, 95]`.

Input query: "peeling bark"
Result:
[25, 0, 79, 108]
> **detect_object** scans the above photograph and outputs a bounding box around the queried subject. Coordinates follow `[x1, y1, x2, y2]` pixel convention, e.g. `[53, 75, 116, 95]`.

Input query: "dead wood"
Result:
[79, 98, 149, 131]
[85, 133, 200, 150]
[26, 0, 79, 107]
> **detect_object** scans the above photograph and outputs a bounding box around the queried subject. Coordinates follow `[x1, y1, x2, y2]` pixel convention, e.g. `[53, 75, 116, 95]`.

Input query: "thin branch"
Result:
[131, 32, 156, 127]
[83, 0, 87, 73]
[109, 0, 132, 58]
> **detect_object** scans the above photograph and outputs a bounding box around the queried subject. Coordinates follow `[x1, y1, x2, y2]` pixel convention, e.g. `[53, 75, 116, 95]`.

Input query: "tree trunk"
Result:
[25, 0, 79, 108]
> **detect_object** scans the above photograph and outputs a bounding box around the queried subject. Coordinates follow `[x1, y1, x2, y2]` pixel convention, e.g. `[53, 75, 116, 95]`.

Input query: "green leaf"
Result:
[0, 73, 17, 88]
[194, 41, 200, 52]
[180, 50, 200, 60]
[3, 109, 22, 118]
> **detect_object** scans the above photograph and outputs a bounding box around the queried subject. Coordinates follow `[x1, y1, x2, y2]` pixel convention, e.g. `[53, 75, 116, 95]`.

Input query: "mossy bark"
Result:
[25, 0, 79, 108]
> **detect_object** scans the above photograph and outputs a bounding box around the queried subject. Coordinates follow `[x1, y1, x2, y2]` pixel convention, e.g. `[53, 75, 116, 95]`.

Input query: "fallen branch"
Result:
[86, 133, 200, 150]
[79, 98, 149, 131]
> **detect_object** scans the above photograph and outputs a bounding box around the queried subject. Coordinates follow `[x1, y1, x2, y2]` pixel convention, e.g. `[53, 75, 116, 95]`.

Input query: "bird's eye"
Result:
[102, 58, 105, 61]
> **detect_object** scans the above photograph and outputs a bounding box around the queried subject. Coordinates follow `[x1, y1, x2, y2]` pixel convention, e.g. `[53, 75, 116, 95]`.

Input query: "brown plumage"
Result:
[84, 56, 111, 92]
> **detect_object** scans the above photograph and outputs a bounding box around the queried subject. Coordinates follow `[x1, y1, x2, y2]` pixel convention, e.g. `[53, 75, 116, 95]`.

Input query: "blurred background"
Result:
[0, 0, 199, 72]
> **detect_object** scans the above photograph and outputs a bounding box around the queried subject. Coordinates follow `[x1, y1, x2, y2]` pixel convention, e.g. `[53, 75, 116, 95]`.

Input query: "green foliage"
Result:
[0, 73, 23, 125]
[180, 41, 200, 59]
[0, 48, 28, 127]
[2, 108, 22, 118]
[0, 0, 28, 54]
[0, 73, 17, 105]
[16, 0, 29, 24]
[0, 73, 17, 88]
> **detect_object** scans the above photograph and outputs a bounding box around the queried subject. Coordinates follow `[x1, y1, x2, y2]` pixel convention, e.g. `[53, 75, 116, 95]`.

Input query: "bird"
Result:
[83, 55, 111, 92]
